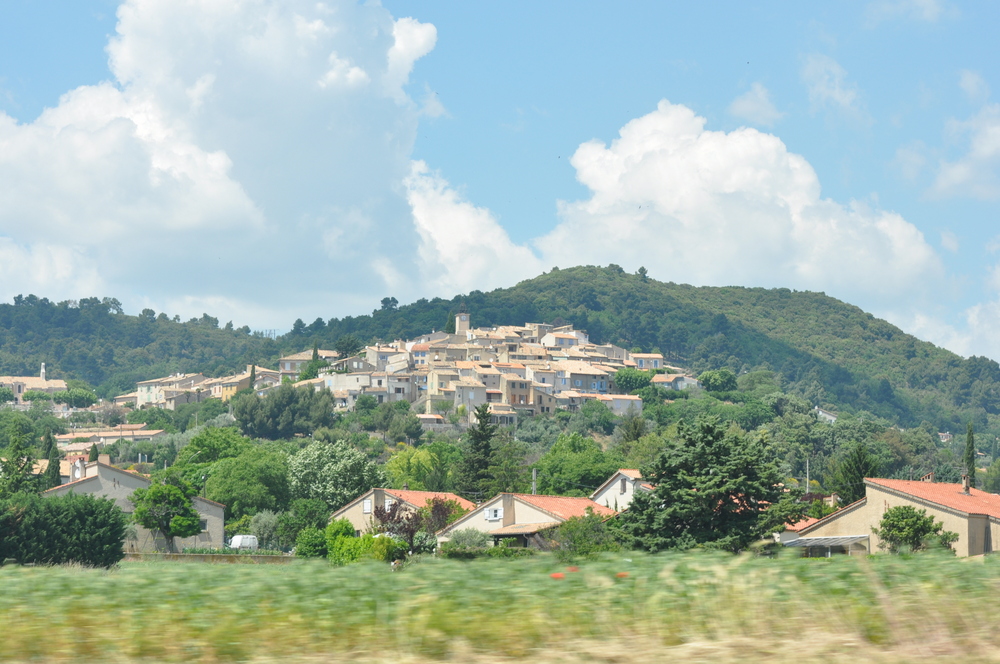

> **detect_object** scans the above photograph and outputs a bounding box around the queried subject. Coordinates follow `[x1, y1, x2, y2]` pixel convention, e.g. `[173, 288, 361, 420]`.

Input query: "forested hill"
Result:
[2, 266, 999, 431]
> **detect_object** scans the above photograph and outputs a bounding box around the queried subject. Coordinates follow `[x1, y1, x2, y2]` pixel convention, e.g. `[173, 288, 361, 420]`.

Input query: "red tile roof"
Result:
[866, 478, 1000, 518]
[513, 494, 616, 519]
[386, 489, 475, 512]
[785, 516, 820, 532]
[619, 468, 642, 479]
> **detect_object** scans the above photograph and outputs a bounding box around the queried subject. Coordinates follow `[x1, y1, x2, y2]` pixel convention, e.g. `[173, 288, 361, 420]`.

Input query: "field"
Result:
[3, 551, 1000, 663]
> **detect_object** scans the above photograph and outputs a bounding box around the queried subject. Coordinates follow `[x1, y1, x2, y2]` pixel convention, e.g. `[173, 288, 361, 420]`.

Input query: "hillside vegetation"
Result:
[2, 266, 999, 432]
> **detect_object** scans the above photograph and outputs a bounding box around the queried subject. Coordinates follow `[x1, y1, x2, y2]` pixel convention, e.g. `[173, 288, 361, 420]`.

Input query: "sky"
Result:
[1, 0, 999, 358]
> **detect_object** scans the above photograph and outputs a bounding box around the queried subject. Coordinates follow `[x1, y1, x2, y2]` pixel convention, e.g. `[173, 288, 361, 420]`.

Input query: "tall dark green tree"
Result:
[829, 440, 880, 503]
[615, 416, 786, 553]
[454, 403, 497, 500]
[39, 429, 56, 458]
[88, 443, 99, 462]
[964, 422, 977, 487]
[0, 433, 35, 497]
[44, 446, 61, 489]
[248, 364, 256, 389]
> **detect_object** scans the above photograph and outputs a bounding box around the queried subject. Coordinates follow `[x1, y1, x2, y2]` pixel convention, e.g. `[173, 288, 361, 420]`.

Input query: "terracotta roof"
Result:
[513, 494, 616, 519]
[865, 478, 1000, 518]
[619, 469, 642, 479]
[785, 516, 820, 532]
[491, 522, 562, 536]
[386, 489, 475, 511]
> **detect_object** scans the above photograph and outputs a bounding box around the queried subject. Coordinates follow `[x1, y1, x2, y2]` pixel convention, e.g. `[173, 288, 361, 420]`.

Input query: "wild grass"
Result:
[3, 551, 1000, 663]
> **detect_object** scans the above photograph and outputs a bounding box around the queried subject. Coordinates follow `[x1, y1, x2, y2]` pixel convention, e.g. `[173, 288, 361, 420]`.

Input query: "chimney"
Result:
[40, 362, 46, 381]
[962, 475, 971, 494]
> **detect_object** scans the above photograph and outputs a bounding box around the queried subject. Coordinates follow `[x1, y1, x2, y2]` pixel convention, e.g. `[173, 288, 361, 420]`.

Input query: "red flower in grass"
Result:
[550, 572, 565, 579]
[566, 566, 579, 573]
[615, 572, 629, 578]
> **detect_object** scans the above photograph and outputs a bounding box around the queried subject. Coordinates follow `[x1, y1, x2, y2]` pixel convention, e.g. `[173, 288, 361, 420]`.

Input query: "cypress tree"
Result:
[44, 446, 61, 489]
[249, 364, 256, 390]
[830, 441, 879, 504]
[454, 403, 497, 501]
[40, 430, 55, 458]
[88, 443, 99, 462]
[312, 340, 319, 362]
[965, 422, 977, 487]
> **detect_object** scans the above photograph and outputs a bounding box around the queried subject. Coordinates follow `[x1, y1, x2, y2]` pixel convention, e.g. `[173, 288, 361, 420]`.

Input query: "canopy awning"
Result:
[783, 535, 869, 548]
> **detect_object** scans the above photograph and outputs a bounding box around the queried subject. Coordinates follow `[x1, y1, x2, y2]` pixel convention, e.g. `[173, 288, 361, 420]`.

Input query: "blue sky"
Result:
[1, 0, 998, 359]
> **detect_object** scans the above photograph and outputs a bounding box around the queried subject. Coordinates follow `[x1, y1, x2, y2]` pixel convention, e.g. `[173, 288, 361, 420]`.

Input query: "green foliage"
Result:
[225, 515, 252, 540]
[873, 505, 959, 553]
[129, 480, 202, 552]
[0, 386, 14, 403]
[334, 334, 363, 359]
[276, 498, 330, 549]
[297, 358, 329, 381]
[828, 440, 880, 504]
[0, 434, 36, 498]
[534, 433, 621, 496]
[20, 390, 51, 402]
[249, 510, 281, 549]
[448, 528, 490, 548]
[485, 433, 529, 495]
[176, 426, 248, 465]
[614, 367, 652, 393]
[548, 509, 620, 561]
[204, 447, 290, 521]
[294, 527, 328, 558]
[43, 446, 61, 490]
[453, 403, 497, 500]
[53, 388, 98, 408]
[0, 492, 126, 567]
[88, 443, 99, 462]
[289, 439, 386, 511]
[231, 384, 336, 440]
[964, 422, 976, 486]
[698, 368, 738, 392]
[616, 416, 785, 553]
[574, 399, 617, 436]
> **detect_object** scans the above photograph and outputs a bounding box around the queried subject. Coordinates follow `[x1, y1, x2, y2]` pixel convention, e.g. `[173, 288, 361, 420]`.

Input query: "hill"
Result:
[2, 266, 998, 432]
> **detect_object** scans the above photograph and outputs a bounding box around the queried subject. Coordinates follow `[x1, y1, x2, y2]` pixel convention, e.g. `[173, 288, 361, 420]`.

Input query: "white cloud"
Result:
[404, 161, 543, 296]
[727, 83, 785, 127]
[893, 141, 927, 180]
[535, 100, 943, 310]
[865, 0, 945, 26]
[959, 70, 990, 104]
[0, 0, 441, 328]
[801, 54, 868, 120]
[931, 104, 1000, 199]
[940, 230, 959, 252]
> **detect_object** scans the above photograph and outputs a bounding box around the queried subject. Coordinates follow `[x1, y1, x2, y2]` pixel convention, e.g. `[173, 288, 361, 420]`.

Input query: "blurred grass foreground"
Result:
[3, 552, 1000, 663]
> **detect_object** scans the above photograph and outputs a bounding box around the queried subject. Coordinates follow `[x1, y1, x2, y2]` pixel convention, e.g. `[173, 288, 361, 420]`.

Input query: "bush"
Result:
[448, 528, 490, 548]
[484, 540, 535, 558]
[295, 527, 328, 558]
[547, 510, 620, 561]
[0, 492, 126, 567]
[412, 531, 438, 554]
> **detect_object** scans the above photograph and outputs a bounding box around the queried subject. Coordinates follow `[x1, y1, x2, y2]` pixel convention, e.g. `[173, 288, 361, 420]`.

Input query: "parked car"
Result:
[229, 535, 259, 551]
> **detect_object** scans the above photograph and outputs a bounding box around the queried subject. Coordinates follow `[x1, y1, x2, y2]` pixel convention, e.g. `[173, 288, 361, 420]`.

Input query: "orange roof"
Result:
[513, 494, 616, 519]
[866, 478, 1000, 518]
[386, 489, 475, 512]
[785, 516, 820, 532]
[619, 469, 642, 479]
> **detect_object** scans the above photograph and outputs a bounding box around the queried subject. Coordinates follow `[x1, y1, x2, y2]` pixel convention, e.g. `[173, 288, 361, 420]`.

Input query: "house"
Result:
[0, 364, 68, 404]
[135, 373, 207, 408]
[630, 353, 664, 370]
[55, 425, 165, 448]
[651, 374, 701, 391]
[44, 460, 225, 552]
[590, 469, 653, 511]
[788, 476, 1000, 557]
[332, 488, 475, 536]
[277, 349, 338, 382]
[813, 407, 838, 424]
[596, 394, 643, 416]
[438, 493, 616, 547]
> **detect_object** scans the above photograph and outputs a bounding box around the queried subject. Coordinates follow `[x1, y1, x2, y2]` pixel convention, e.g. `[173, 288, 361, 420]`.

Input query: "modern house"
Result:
[44, 460, 225, 552]
[438, 493, 616, 547]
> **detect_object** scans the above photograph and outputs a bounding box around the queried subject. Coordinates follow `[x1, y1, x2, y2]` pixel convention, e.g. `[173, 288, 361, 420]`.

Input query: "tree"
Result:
[53, 388, 98, 409]
[614, 367, 652, 393]
[249, 364, 256, 390]
[39, 429, 56, 458]
[203, 448, 291, 521]
[454, 403, 497, 500]
[21, 390, 52, 402]
[249, 510, 281, 549]
[176, 427, 248, 465]
[43, 445, 61, 490]
[372, 501, 423, 552]
[334, 334, 363, 359]
[534, 433, 621, 497]
[0, 386, 14, 404]
[129, 480, 202, 552]
[964, 422, 977, 487]
[873, 505, 958, 553]
[88, 443, 99, 462]
[829, 440, 880, 504]
[288, 439, 386, 510]
[697, 368, 738, 392]
[485, 433, 529, 495]
[616, 416, 786, 553]
[0, 433, 36, 497]
[277, 498, 330, 548]
[548, 509, 620, 561]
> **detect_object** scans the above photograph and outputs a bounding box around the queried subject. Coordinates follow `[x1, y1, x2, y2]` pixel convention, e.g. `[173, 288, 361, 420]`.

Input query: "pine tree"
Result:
[88, 443, 99, 462]
[249, 364, 256, 390]
[40, 429, 55, 458]
[964, 422, 977, 487]
[44, 446, 61, 489]
[0, 434, 36, 497]
[454, 403, 497, 501]
[312, 340, 319, 362]
[830, 441, 879, 503]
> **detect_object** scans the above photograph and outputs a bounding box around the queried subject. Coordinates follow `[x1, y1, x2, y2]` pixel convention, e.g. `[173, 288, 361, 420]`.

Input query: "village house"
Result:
[0, 364, 67, 404]
[277, 349, 338, 382]
[135, 373, 207, 408]
[590, 469, 654, 511]
[45, 460, 225, 552]
[438, 493, 616, 547]
[332, 488, 475, 536]
[651, 373, 701, 391]
[631, 353, 664, 370]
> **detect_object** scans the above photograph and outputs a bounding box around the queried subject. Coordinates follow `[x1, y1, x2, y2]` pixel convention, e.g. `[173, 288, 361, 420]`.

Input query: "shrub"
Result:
[548, 510, 620, 561]
[295, 527, 328, 558]
[0, 492, 126, 567]
[412, 531, 438, 554]
[448, 528, 490, 548]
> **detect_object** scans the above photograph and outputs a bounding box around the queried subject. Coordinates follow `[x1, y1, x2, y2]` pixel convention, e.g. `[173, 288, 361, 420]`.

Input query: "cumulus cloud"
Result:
[801, 54, 868, 121]
[0, 0, 442, 326]
[940, 230, 959, 252]
[931, 104, 1000, 199]
[535, 100, 943, 310]
[727, 83, 785, 127]
[959, 70, 990, 104]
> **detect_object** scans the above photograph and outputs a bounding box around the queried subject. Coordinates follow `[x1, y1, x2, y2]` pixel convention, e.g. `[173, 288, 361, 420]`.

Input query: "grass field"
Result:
[3, 551, 1000, 663]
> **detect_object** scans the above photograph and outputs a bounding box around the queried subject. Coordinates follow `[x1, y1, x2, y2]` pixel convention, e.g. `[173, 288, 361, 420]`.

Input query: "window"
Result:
[385, 498, 395, 511]
[485, 507, 503, 521]
[469, 391, 475, 400]
[575, 380, 582, 387]
[620, 478, 627, 494]
[363, 499, 372, 514]
[200, 519, 208, 531]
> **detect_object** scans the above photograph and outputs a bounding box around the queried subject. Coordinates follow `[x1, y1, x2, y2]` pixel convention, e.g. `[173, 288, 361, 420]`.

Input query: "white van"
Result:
[229, 535, 259, 551]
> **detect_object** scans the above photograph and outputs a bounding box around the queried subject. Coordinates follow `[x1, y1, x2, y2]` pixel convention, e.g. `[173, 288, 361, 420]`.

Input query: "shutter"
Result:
[363, 499, 372, 514]
[484, 507, 491, 520]
[496, 507, 503, 520]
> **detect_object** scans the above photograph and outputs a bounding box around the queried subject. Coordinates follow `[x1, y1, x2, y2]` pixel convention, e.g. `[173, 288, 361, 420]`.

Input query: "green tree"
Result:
[39, 429, 56, 458]
[964, 422, 977, 487]
[294, 526, 327, 558]
[616, 416, 786, 553]
[43, 445, 61, 490]
[21, 390, 52, 402]
[276, 498, 330, 548]
[288, 439, 386, 510]
[334, 334, 364, 359]
[983, 457, 1000, 493]
[176, 427, 248, 465]
[548, 508, 620, 561]
[534, 432, 620, 496]
[873, 505, 958, 553]
[88, 443, 99, 462]
[697, 368, 738, 392]
[614, 367, 652, 393]
[0, 433, 36, 497]
[485, 433, 529, 495]
[829, 440, 880, 504]
[454, 403, 497, 500]
[54, 388, 98, 409]
[129, 480, 202, 552]
[0, 386, 14, 404]
[204, 448, 291, 521]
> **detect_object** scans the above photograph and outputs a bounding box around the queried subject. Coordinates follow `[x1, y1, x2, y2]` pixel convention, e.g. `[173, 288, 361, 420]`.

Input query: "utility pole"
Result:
[532, 468, 537, 495]
[805, 457, 810, 493]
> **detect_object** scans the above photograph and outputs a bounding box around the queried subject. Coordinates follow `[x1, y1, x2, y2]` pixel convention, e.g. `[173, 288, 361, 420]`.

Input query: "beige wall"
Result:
[592, 474, 640, 511]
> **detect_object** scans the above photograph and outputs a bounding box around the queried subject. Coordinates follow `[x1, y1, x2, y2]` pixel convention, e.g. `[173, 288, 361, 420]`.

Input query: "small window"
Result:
[385, 498, 395, 511]
[620, 478, 627, 494]
[200, 519, 208, 531]
[363, 499, 372, 514]
[485, 507, 503, 521]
